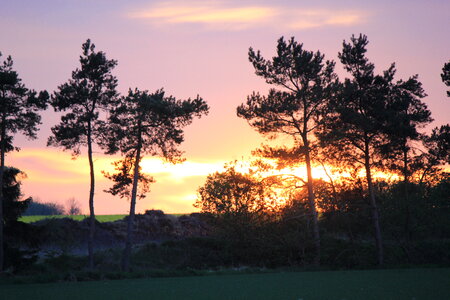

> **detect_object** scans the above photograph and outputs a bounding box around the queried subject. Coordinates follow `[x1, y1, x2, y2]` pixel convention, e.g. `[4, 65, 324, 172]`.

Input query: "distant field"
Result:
[1, 268, 449, 300]
[19, 215, 127, 223]
[19, 213, 187, 223]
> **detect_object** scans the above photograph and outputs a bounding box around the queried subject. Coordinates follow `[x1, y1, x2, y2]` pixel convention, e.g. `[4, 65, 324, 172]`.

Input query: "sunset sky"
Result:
[1, 0, 449, 214]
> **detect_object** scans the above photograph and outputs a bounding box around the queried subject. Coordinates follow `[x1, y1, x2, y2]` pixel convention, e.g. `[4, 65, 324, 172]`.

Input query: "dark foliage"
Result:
[442, 61, 450, 97]
[2, 168, 30, 225]
[2, 167, 39, 271]
[0, 53, 49, 153]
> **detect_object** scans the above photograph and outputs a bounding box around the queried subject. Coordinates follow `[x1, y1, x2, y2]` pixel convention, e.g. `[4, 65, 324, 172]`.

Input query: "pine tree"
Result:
[48, 39, 118, 269]
[237, 37, 337, 265]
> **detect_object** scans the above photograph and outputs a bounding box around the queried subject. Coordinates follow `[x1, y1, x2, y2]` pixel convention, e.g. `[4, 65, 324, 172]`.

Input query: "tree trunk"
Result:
[304, 143, 320, 266]
[403, 147, 411, 241]
[364, 141, 383, 265]
[0, 115, 6, 272]
[87, 122, 96, 270]
[122, 127, 142, 272]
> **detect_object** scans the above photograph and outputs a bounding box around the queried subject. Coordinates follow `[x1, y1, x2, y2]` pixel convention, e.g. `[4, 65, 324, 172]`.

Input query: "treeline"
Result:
[0, 34, 448, 273]
[22, 197, 81, 216]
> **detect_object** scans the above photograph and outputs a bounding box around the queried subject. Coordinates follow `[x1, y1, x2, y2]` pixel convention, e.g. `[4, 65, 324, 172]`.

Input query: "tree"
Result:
[382, 76, 432, 181]
[1, 167, 38, 271]
[66, 197, 81, 215]
[2, 168, 31, 224]
[236, 37, 337, 265]
[380, 75, 432, 239]
[318, 34, 398, 265]
[105, 88, 208, 271]
[0, 53, 48, 271]
[195, 163, 270, 217]
[48, 39, 118, 269]
[441, 61, 450, 97]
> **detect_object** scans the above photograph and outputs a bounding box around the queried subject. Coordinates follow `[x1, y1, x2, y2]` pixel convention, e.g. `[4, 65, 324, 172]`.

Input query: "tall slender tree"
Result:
[319, 34, 398, 265]
[237, 37, 337, 265]
[105, 88, 208, 271]
[0, 53, 48, 271]
[48, 39, 118, 269]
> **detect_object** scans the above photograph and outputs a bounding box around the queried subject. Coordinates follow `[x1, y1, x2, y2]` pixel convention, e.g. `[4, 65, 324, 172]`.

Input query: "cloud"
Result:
[127, 1, 367, 31]
[288, 10, 365, 30]
[128, 1, 277, 30]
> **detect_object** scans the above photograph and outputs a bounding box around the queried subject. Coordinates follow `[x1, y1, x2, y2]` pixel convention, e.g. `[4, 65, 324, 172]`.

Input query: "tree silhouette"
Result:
[419, 124, 450, 183]
[105, 88, 208, 271]
[236, 37, 337, 265]
[2, 168, 31, 225]
[195, 163, 270, 217]
[441, 61, 450, 97]
[0, 53, 48, 271]
[319, 34, 396, 265]
[381, 74, 432, 241]
[2, 167, 35, 270]
[66, 197, 81, 215]
[47, 39, 118, 269]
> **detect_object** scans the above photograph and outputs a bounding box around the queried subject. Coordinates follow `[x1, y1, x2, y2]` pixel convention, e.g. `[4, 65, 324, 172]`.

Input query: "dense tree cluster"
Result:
[0, 35, 448, 273]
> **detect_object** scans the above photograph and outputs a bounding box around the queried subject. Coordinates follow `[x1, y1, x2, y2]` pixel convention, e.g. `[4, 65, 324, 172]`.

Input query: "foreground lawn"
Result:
[2, 268, 449, 300]
[18, 214, 127, 223]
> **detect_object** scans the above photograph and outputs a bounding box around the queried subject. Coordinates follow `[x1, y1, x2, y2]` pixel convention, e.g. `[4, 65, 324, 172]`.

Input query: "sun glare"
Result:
[139, 158, 225, 182]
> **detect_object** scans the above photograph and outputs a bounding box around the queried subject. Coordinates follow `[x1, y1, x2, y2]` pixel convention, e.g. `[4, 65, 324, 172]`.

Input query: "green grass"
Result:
[18, 215, 127, 223]
[19, 213, 188, 223]
[1, 268, 449, 300]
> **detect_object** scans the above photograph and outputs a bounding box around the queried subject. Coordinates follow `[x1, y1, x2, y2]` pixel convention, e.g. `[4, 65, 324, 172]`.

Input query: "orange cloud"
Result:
[128, 1, 276, 30]
[127, 2, 367, 31]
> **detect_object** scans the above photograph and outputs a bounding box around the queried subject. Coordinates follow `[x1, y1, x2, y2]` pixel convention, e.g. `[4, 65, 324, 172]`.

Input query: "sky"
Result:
[0, 0, 449, 214]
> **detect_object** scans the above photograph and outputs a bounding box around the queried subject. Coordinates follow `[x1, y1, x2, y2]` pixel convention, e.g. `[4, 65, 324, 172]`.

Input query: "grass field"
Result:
[19, 213, 187, 223]
[18, 215, 127, 223]
[1, 268, 449, 300]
